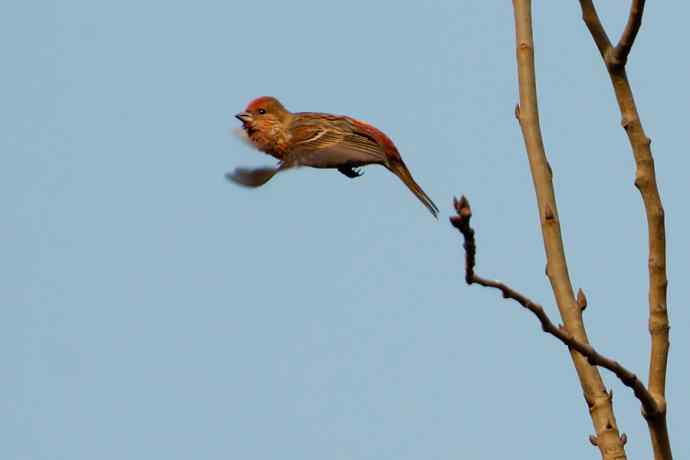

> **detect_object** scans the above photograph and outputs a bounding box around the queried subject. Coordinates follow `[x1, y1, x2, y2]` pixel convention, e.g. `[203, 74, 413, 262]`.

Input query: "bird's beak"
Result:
[235, 112, 253, 124]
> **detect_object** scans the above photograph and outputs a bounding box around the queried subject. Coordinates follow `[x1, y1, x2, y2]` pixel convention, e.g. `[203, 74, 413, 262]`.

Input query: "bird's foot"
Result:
[338, 166, 364, 179]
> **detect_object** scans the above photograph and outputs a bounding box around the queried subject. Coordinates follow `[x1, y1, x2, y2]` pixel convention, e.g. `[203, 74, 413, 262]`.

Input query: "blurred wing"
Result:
[225, 162, 295, 188]
[225, 167, 279, 187]
[288, 117, 387, 168]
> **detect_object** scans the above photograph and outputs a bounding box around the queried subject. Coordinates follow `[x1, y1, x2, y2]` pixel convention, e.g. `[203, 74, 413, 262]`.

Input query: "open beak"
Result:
[235, 112, 253, 124]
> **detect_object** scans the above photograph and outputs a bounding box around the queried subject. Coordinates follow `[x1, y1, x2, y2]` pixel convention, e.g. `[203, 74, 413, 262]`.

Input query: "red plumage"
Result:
[228, 96, 438, 218]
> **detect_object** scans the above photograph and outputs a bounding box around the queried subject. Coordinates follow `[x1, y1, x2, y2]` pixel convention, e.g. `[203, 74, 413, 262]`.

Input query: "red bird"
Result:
[227, 96, 439, 218]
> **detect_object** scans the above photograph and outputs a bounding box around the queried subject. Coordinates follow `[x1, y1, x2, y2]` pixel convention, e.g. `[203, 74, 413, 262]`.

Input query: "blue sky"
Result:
[3, 1, 688, 459]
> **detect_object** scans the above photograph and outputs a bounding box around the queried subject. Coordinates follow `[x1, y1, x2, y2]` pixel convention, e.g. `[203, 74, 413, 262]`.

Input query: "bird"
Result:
[227, 96, 439, 218]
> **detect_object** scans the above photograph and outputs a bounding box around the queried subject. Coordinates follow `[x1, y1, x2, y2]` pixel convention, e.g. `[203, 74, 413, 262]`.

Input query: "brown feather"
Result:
[225, 167, 280, 188]
[286, 115, 387, 168]
[231, 97, 438, 218]
[225, 162, 295, 188]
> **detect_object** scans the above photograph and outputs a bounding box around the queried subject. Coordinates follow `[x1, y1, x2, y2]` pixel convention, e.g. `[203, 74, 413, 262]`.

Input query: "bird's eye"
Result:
[258, 108, 267, 115]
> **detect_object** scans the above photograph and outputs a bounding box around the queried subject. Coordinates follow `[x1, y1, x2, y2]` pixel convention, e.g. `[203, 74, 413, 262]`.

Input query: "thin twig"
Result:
[614, 0, 646, 64]
[450, 196, 660, 417]
[578, 0, 612, 59]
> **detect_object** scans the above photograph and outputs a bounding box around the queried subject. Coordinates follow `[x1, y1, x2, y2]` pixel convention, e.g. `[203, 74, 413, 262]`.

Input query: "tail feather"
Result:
[388, 160, 439, 218]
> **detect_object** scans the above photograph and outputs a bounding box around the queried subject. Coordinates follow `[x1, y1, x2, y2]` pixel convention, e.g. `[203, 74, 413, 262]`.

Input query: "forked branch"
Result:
[450, 196, 659, 417]
[579, 0, 646, 68]
[615, 0, 646, 63]
[576, 1, 670, 459]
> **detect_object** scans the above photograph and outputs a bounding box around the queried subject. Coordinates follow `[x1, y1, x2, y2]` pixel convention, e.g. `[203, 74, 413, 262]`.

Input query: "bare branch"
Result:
[614, 0, 647, 64]
[576, 2, 671, 459]
[511, 1, 627, 457]
[450, 196, 660, 418]
[578, 0, 613, 59]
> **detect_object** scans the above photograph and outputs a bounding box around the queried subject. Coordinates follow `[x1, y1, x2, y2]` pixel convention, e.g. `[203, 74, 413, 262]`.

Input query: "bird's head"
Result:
[236, 96, 290, 134]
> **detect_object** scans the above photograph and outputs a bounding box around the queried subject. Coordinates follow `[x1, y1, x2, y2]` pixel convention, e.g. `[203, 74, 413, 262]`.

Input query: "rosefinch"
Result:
[227, 96, 439, 218]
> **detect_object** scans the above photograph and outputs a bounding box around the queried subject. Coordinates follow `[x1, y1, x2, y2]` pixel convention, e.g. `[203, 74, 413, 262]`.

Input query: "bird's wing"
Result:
[225, 161, 295, 188]
[287, 115, 388, 168]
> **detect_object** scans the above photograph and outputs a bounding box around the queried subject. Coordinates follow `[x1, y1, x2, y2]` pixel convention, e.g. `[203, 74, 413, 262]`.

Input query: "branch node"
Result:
[518, 41, 532, 51]
[543, 203, 555, 221]
[514, 103, 521, 120]
[620, 433, 628, 445]
[621, 116, 636, 130]
[609, 48, 627, 69]
[604, 47, 625, 70]
[589, 435, 599, 446]
[576, 288, 587, 311]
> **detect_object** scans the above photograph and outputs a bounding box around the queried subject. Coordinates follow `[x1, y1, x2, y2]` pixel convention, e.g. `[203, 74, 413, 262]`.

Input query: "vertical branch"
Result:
[576, 2, 671, 459]
[511, 1, 627, 458]
[614, 70, 669, 407]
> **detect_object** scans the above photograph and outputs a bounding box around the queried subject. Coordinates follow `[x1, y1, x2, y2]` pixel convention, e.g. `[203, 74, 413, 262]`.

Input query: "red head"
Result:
[235, 96, 290, 129]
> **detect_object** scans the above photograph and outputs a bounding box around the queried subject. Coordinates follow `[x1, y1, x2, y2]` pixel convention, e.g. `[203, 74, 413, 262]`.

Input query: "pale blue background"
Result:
[3, 1, 688, 459]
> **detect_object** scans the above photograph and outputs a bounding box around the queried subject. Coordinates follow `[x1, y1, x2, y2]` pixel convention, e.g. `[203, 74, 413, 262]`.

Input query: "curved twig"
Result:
[451, 196, 659, 417]
[614, 0, 647, 64]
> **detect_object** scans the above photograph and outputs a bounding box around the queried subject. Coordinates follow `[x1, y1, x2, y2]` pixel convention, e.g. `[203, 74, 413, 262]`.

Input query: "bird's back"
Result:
[290, 112, 402, 162]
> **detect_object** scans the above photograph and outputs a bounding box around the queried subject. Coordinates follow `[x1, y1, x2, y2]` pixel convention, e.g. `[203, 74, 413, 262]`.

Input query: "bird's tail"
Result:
[388, 160, 439, 218]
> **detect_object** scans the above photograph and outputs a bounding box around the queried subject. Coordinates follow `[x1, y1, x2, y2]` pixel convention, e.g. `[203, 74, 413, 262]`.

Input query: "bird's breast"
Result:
[247, 123, 290, 160]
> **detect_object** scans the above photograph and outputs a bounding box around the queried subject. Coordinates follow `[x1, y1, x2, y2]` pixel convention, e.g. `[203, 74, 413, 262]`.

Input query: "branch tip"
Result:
[453, 195, 472, 217]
